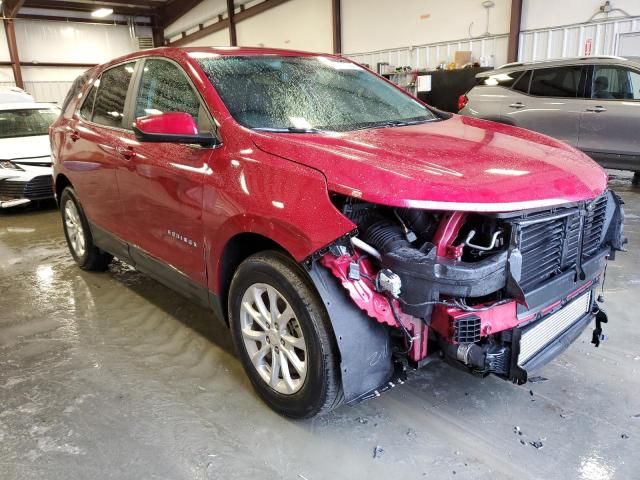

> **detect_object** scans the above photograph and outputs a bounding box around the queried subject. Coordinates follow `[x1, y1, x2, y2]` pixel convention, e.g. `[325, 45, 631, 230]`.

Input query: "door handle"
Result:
[116, 145, 136, 160]
[509, 102, 526, 109]
[586, 106, 607, 113]
[70, 130, 80, 142]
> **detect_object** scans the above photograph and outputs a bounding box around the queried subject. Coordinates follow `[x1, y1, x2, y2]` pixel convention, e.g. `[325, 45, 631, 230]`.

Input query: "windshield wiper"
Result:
[351, 118, 436, 131]
[253, 127, 325, 134]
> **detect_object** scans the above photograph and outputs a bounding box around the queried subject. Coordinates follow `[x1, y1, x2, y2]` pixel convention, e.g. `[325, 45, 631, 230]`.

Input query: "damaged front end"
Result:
[308, 190, 626, 401]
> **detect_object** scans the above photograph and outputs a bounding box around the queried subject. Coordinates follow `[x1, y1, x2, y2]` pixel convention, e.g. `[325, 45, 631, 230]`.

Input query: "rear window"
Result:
[529, 66, 583, 98]
[477, 71, 523, 88]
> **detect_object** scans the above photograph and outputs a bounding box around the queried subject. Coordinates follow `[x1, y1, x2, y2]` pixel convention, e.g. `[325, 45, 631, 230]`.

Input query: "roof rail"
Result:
[577, 55, 627, 60]
[497, 62, 524, 69]
[497, 55, 628, 70]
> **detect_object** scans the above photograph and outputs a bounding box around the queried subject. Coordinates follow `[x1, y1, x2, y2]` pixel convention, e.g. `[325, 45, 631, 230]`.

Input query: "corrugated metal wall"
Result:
[519, 16, 640, 61]
[345, 16, 640, 71]
[345, 34, 509, 71]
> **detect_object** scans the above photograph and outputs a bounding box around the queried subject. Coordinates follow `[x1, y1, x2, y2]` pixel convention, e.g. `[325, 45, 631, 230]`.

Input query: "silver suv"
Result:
[459, 56, 640, 181]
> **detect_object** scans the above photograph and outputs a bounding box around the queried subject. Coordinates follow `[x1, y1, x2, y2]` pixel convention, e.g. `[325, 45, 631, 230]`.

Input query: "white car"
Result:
[0, 86, 34, 103]
[0, 102, 60, 208]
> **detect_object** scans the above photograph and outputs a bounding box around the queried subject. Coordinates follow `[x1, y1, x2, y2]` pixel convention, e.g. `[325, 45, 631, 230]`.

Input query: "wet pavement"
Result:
[1, 172, 639, 480]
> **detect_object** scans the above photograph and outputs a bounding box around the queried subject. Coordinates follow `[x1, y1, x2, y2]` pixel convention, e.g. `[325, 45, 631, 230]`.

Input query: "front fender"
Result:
[203, 144, 355, 293]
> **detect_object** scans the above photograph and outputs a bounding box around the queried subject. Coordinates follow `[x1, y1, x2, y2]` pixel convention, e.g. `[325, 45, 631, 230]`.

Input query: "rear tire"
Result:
[60, 187, 112, 271]
[228, 251, 343, 418]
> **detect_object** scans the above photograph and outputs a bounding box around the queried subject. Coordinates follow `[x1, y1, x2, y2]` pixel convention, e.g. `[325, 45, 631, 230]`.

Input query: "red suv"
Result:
[50, 47, 626, 418]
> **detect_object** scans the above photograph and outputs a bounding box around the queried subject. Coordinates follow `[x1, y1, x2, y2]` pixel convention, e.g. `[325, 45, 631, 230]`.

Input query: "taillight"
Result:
[458, 94, 469, 112]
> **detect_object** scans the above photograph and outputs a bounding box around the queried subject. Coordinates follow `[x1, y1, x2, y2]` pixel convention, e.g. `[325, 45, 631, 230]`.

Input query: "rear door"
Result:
[578, 64, 640, 170]
[502, 66, 586, 147]
[62, 61, 137, 253]
[116, 57, 217, 293]
[463, 70, 523, 121]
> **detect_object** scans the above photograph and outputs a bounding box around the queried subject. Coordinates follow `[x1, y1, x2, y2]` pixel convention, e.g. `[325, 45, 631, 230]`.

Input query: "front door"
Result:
[579, 64, 640, 170]
[116, 58, 217, 295]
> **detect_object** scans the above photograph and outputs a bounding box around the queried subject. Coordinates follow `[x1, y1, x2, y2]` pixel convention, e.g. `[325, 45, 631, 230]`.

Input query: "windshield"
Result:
[0, 108, 59, 139]
[196, 55, 438, 132]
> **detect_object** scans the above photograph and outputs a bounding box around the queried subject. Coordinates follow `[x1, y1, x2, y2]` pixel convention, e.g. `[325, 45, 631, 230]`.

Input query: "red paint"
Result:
[319, 253, 399, 328]
[433, 212, 466, 258]
[320, 253, 429, 361]
[135, 112, 199, 135]
[431, 281, 598, 345]
[431, 301, 518, 344]
[51, 46, 608, 305]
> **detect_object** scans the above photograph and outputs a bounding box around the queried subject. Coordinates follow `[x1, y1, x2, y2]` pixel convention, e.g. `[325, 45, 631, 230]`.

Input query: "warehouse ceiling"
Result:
[2, 0, 204, 29]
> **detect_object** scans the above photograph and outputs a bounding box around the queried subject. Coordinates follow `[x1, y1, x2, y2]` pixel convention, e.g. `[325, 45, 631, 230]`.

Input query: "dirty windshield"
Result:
[196, 55, 438, 132]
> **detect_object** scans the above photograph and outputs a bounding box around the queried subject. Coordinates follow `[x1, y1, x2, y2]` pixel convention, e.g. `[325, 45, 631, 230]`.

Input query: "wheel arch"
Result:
[215, 231, 289, 324]
[54, 173, 73, 204]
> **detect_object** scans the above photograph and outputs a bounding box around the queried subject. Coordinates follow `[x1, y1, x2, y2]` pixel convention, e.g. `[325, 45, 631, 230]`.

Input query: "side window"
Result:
[480, 70, 522, 88]
[61, 73, 89, 113]
[79, 83, 97, 120]
[92, 62, 135, 128]
[511, 70, 531, 94]
[529, 66, 582, 98]
[134, 59, 211, 131]
[592, 65, 640, 100]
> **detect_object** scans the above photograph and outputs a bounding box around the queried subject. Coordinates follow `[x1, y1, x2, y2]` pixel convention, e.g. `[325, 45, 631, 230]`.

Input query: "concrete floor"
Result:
[0, 172, 638, 480]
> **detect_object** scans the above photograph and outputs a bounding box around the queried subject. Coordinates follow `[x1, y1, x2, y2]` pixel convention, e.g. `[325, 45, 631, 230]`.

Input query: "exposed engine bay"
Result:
[315, 191, 626, 394]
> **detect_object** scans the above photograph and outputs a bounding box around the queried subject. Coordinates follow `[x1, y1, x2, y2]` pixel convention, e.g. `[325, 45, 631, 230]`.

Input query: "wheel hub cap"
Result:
[239, 283, 308, 395]
[64, 200, 85, 257]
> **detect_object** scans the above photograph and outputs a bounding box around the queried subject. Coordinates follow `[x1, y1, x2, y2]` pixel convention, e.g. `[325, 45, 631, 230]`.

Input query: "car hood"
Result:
[251, 115, 607, 212]
[0, 135, 51, 162]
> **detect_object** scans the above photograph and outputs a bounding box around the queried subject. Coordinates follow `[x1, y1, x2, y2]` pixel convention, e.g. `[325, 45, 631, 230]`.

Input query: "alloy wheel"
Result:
[64, 199, 86, 257]
[239, 283, 308, 395]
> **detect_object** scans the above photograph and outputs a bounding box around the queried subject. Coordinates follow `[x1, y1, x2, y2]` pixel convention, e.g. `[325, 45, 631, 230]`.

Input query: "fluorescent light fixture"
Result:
[91, 7, 113, 18]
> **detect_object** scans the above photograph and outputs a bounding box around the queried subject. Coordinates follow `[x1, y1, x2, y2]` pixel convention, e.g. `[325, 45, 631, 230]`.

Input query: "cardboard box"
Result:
[454, 51, 472, 68]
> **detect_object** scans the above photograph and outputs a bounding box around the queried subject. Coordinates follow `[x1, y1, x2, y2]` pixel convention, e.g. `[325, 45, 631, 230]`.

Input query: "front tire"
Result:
[60, 187, 112, 271]
[228, 251, 343, 418]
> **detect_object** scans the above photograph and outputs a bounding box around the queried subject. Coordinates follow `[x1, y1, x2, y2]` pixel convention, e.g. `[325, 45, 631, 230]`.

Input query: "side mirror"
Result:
[132, 112, 219, 147]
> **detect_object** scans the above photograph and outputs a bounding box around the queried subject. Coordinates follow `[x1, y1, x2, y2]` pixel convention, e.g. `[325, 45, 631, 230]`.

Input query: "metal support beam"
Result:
[16, 13, 151, 26]
[226, 0, 237, 46]
[169, 18, 230, 46]
[152, 15, 165, 47]
[22, 0, 150, 17]
[3, 0, 26, 18]
[158, 0, 204, 31]
[3, 18, 24, 88]
[332, 0, 341, 54]
[0, 61, 97, 67]
[168, 0, 290, 46]
[507, 0, 523, 63]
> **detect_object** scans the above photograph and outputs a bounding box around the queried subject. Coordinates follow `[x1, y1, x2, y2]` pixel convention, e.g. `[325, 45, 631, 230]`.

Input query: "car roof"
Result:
[478, 55, 640, 77]
[93, 46, 335, 73]
[181, 46, 324, 57]
[0, 102, 60, 111]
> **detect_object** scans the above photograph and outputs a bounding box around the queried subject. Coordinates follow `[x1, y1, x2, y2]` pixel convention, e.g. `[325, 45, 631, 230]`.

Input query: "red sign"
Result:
[585, 38, 593, 56]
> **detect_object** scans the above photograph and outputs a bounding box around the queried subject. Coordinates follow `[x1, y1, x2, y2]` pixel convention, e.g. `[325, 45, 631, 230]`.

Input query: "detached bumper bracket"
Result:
[591, 308, 608, 347]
